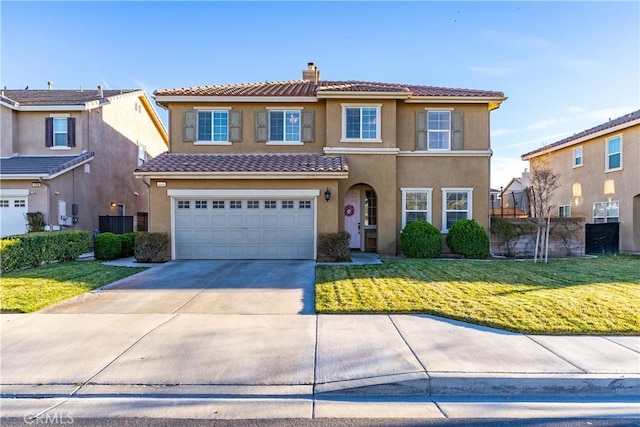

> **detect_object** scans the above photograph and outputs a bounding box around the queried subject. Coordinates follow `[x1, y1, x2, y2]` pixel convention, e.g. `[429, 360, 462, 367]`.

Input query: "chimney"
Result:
[302, 62, 320, 83]
[97, 85, 104, 98]
[47, 81, 53, 90]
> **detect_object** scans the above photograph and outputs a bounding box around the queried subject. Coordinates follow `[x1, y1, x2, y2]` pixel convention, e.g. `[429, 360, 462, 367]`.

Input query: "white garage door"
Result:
[0, 196, 28, 237]
[174, 198, 315, 260]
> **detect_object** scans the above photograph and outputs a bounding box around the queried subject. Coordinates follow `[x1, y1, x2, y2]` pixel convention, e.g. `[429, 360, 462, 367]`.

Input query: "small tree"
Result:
[526, 156, 560, 263]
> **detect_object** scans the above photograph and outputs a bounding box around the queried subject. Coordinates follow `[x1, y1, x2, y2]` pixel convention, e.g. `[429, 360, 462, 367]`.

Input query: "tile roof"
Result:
[1, 90, 139, 106]
[136, 153, 348, 174]
[0, 152, 94, 177]
[523, 109, 640, 158]
[155, 80, 504, 99]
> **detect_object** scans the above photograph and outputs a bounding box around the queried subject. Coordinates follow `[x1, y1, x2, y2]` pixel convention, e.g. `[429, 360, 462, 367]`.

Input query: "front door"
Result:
[344, 189, 361, 249]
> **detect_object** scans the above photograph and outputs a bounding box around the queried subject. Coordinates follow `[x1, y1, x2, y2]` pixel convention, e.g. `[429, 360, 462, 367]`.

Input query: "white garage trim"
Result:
[168, 189, 320, 198]
[0, 189, 29, 197]
[169, 190, 319, 260]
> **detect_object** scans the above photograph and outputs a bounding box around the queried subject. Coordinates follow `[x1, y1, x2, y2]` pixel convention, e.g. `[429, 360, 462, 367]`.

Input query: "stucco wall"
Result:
[1, 105, 17, 157]
[529, 123, 639, 253]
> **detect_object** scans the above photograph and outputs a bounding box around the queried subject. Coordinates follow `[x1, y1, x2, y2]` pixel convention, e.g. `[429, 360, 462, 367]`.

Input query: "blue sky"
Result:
[2, 1, 638, 187]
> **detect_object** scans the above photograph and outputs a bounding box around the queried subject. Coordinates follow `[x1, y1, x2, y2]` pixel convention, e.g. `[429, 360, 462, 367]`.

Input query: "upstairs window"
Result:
[138, 144, 147, 166]
[342, 105, 381, 141]
[197, 110, 229, 143]
[606, 136, 622, 171]
[269, 110, 301, 143]
[428, 111, 451, 150]
[558, 205, 571, 218]
[573, 146, 583, 167]
[45, 117, 76, 148]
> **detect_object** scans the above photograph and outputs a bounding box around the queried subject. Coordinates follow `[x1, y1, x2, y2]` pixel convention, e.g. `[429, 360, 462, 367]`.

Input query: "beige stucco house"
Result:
[136, 63, 506, 260]
[522, 109, 640, 254]
[0, 88, 168, 237]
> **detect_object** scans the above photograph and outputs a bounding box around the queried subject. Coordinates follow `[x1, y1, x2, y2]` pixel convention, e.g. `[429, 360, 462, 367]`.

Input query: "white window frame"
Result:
[441, 188, 473, 233]
[401, 188, 432, 229]
[605, 135, 622, 172]
[53, 117, 69, 148]
[267, 109, 303, 145]
[138, 143, 147, 167]
[341, 104, 382, 143]
[195, 108, 231, 145]
[427, 110, 451, 150]
[593, 201, 619, 223]
[572, 146, 583, 168]
[558, 205, 571, 218]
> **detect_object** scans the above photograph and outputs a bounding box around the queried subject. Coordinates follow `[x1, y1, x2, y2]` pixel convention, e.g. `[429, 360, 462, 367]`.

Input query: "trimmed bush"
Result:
[0, 231, 90, 272]
[25, 212, 46, 233]
[134, 232, 169, 263]
[399, 220, 442, 258]
[446, 219, 490, 259]
[94, 232, 122, 261]
[318, 232, 351, 262]
[119, 232, 137, 257]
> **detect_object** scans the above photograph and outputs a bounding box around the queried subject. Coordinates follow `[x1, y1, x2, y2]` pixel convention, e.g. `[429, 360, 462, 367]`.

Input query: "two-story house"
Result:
[135, 63, 506, 260]
[522, 109, 640, 254]
[0, 87, 168, 237]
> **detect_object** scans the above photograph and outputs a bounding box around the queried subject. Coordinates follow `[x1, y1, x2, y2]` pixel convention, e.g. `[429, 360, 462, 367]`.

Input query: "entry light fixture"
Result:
[110, 201, 117, 207]
[324, 188, 331, 202]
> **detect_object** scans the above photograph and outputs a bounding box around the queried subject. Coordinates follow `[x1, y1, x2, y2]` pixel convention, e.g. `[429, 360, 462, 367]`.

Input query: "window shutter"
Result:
[67, 118, 76, 147]
[451, 111, 464, 150]
[415, 111, 427, 150]
[183, 111, 195, 142]
[229, 110, 243, 142]
[255, 110, 268, 142]
[45, 118, 53, 147]
[301, 110, 314, 142]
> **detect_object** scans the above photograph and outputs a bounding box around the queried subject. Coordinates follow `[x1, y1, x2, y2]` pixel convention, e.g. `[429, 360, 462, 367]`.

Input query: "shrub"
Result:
[25, 212, 46, 233]
[119, 232, 137, 257]
[399, 220, 442, 258]
[134, 232, 169, 263]
[94, 232, 122, 260]
[318, 232, 351, 262]
[446, 219, 490, 259]
[0, 231, 90, 272]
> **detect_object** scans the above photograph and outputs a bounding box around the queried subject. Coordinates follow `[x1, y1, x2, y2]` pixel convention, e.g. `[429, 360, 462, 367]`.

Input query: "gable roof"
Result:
[522, 109, 640, 159]
[1, 89, 168, 145]
[135, 153, 348, 178]
[0, 152, 94, 179]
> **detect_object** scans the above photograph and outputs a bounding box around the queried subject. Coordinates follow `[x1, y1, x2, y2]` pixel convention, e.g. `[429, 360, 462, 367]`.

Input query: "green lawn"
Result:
[316, 255, 640, 335]
[0, 261, 147, 313]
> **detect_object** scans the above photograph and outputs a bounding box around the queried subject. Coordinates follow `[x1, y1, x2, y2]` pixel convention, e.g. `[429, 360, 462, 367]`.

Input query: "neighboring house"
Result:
[0, 87, 168, 237]
[135, 63, 506, 260]
[494, 169, 530, 217]
[522, 109, 640, 254]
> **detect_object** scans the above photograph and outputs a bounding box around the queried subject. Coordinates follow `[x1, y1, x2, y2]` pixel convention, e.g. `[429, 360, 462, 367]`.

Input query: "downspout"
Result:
[39, 178, 51, 227]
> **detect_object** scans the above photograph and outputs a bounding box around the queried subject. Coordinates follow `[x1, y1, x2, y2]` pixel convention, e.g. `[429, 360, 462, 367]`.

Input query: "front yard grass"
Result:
[316, 255, 640, 335]
[0, 261, 147, 313]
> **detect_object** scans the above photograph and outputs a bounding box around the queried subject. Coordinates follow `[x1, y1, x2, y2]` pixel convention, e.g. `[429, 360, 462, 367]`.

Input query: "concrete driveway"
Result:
[43, 260, 316, 315]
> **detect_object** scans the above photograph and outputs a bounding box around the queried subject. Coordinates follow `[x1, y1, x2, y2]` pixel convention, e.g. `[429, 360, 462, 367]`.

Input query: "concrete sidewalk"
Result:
[1, 259, 638, 420]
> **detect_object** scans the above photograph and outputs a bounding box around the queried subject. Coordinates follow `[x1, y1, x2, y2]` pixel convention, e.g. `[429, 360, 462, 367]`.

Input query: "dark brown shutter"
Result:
[415, 111, 427, 150]
[255, 110, 268, 142]
[45, 117, 53, 147]
[301, 110, 314, 142]
[183, 111, 195, 142]
[67, 118, 76, 147]
[451, 111, 464, 150]
[229, 110, 242, 142]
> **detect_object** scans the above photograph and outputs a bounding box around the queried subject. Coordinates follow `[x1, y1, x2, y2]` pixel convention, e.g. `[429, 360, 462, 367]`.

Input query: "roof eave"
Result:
[134, 171, 349, 180]
[522, 117, 640, 160]
[154, 96, 318, 105]
[405, 96, 507, 109]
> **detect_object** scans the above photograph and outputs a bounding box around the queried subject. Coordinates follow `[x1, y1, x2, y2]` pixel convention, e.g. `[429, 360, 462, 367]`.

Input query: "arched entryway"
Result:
[344, 184, 377, 252]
